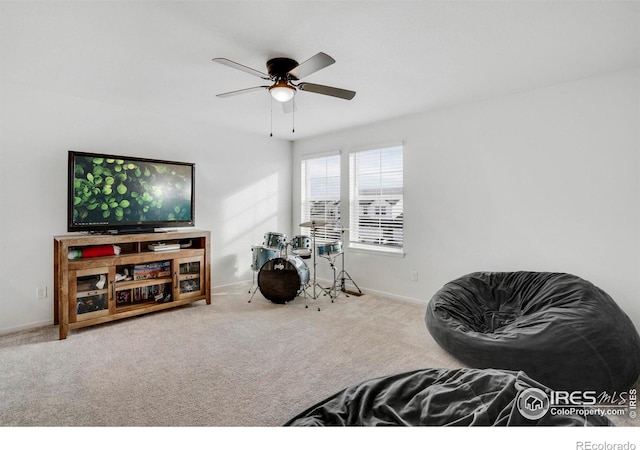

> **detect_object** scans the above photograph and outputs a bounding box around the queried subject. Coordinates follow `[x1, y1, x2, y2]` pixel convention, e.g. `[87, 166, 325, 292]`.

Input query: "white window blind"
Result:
[300, 154, 341, 243]
[349, 145, 403, 251]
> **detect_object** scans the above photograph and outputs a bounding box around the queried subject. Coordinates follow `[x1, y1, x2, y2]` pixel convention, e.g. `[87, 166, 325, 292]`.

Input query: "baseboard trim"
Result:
[359, 286, 427, 306]
[212, 280, 254, 291]
[308, 277, 427, 306]
[0, 319, 53, 337]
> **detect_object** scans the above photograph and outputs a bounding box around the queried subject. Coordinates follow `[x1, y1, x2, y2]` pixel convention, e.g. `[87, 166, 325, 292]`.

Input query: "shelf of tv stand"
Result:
[54, 229, 211, 340]
[113, 297, 195, 315]
[66, 247, 205, 270]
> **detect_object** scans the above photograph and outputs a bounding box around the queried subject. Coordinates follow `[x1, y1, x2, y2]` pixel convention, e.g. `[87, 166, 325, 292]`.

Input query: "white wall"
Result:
[293, 68, 640, 328]
[1, 21, 637, 337]
[0, 82, 292, 335]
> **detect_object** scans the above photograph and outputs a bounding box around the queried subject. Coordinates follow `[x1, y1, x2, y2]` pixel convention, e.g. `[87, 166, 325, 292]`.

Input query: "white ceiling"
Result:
[3, 1, 640, 140]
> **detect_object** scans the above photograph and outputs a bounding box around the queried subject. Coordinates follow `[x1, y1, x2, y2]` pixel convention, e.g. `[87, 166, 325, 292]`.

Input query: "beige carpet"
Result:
[0, 282, 636, 428]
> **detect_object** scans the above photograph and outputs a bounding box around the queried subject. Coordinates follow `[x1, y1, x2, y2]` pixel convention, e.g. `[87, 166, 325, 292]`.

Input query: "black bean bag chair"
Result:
[425, 272, 640, 393]
[284, 368, 612, 426]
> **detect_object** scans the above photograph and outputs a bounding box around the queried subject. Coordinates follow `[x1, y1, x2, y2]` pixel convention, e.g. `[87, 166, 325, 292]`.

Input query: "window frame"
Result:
[348, 144, 404, 255]
[299, 151, 342, 244]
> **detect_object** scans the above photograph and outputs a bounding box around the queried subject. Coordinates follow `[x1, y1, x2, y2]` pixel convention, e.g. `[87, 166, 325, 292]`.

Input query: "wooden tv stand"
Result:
[54, 230, 211, 339]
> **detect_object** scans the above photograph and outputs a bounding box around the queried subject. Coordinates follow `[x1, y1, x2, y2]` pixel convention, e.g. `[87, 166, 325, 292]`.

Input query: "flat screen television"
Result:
[68, 151, 195, 234]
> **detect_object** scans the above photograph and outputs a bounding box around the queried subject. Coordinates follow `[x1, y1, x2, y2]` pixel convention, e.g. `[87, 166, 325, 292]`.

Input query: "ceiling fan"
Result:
[212, 52, 356, 110]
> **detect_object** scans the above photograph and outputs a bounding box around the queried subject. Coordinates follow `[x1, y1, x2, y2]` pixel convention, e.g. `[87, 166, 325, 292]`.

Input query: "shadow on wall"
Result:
[213, 172, 282, 282]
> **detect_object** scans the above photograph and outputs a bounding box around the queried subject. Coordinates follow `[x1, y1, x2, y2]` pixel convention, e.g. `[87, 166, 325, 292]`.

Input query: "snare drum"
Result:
[251, 245, 279, 272]
[317, 241, 343, 258]
[290, 235, 312, 258]
[258, 255, 310, 304]
[264, 232, 287, 250]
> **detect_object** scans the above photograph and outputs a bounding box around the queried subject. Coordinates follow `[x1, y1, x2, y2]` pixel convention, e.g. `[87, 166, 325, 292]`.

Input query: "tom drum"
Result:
[317, 241, 343, 258]
[264, 232, 287, 250]
[251, 245, 280, 272]
[290, 235, 312, 258]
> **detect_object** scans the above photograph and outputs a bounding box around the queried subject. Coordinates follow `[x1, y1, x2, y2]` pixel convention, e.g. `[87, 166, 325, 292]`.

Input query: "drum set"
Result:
[248, 220, 361, 310]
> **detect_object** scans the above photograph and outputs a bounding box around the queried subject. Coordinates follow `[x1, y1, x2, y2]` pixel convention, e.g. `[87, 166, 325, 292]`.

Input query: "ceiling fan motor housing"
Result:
[267, 57, 300, 80]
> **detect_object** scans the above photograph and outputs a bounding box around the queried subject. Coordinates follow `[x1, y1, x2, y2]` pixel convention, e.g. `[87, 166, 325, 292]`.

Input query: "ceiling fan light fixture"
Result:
[269, 81, 296, 102]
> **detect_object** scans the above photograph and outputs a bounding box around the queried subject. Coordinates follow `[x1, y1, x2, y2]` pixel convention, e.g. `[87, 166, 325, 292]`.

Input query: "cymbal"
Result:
[299, 219, 330, 228]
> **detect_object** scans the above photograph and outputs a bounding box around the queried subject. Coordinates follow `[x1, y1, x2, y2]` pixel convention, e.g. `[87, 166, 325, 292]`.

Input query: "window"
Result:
[300, 153, 341, 243]
[349, 145, 403, 252]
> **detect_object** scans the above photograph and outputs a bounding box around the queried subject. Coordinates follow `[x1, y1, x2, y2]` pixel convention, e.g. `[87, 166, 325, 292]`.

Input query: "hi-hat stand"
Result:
[335, 227, 361, 296]
[318, 252, 340, 301]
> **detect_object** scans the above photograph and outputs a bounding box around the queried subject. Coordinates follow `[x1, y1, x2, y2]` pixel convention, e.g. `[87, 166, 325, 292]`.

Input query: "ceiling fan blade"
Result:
[298, 82, 356, 100]
[216, 86, 269, 98]
[288, 52, 335, 80]
[212, 58, 270, 80]
[282, 99, 297, 114]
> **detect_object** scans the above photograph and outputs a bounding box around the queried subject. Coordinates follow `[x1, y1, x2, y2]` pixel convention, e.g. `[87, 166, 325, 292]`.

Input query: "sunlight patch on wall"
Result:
[220, 173, 281, 278]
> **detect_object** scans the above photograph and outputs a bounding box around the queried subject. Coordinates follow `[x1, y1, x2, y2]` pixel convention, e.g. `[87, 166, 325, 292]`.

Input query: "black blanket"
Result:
[284, 368, 611, 426]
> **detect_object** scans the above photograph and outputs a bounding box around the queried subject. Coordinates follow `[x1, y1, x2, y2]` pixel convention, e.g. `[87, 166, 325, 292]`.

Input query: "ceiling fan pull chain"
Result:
[270, 97, 273, 137]
[292, 98, 295, 134]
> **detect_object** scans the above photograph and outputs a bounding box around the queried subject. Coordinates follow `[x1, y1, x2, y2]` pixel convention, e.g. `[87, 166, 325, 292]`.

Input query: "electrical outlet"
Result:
[36, 286, 47, 300]
[410, 271, 418, 281]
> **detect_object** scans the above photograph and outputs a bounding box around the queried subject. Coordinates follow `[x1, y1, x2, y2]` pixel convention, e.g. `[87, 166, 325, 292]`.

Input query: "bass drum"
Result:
[286, 254, 310, 286]
[258, 256, 309, 304]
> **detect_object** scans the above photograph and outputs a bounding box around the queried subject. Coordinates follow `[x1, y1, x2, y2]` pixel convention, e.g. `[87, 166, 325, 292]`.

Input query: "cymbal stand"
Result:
[248, 283, 259, 303]
[248, 247, 258, 300]
[303, 227, 322, 311]
[319, 254, 339, 301]
[249, 269, 255, 294]
[336, 229, 362, 296]
[248, 250, 264, 303]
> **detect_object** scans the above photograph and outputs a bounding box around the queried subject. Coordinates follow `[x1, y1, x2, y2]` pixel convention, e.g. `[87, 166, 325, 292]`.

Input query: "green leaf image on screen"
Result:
[73, 156, 192, 225]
